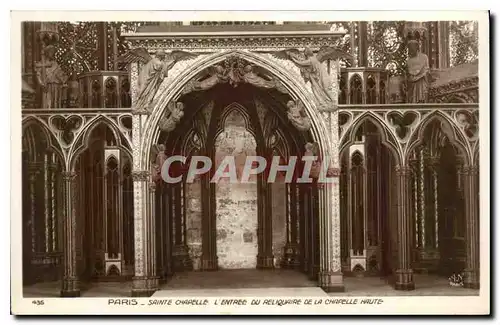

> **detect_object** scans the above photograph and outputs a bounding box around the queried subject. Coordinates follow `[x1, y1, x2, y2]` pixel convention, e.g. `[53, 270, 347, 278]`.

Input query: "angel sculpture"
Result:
[286, 100, 311, 131]
[159, 102, 185, 132]
[270, 46, 353, 110]
[241, 65, 281, 90]
[182, 65, 228, 95]
[119, 48, 199, 112]
[304, 142, 321, 178]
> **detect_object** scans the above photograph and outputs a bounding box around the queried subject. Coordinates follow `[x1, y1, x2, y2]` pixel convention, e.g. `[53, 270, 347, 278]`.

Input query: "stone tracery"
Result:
[20, 20, 481, 297]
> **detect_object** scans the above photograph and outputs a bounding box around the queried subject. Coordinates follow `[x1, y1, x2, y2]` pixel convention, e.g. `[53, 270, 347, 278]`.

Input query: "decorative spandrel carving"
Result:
[286, 100, 311, 131]
[181, 56, 289, 96]
[386, 111, 419, 142]
[267, 46, 352, 110]
[119, 48, 200, 113]
[455, 110, 479, 140]
[158, 102, 185, 132]
[49, 115, 83, 146]
[35, 45, 69, 109]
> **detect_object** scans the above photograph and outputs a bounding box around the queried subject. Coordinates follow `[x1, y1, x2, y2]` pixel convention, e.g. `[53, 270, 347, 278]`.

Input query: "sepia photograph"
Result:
[10, 11, 489, 315]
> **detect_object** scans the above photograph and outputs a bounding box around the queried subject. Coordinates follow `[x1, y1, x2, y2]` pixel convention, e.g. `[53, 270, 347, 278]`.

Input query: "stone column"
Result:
[394, 165, 415, 290]
[318, 168, 345, 292]
[201, 170, 218, 270]
[60, 171, 80, 297]
[256, 153, 274, 269]
[463, 165, 480, 289]
[131, 170, 159, 297]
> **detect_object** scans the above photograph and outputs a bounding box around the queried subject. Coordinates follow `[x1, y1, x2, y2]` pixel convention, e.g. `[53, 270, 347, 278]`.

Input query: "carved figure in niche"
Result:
[304, 142, 321, 178]
[159, 102, 185, 132]
[270, 46, 353, 110]
[119, 48, 199, 112]
[35, 45, 68, 108]
[151, 144, 167, 182]
[406, 40, 431, 103]
[286, 100, 311, 131]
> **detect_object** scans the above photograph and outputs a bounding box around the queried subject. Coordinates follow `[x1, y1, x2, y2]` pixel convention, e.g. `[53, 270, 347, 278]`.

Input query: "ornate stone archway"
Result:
[130, 49, 344, 296]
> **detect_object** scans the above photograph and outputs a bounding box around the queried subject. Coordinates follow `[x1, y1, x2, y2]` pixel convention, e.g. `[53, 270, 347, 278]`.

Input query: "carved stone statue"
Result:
[152, 144, 167, 182]
[159, 102, 185, 132]
[119, 48, 199, 112]
[35, 45, 68, 108]
[304, 142, 321, 178]
[270, 46, 353, 110]
[406, 40, 431, 103]
[286, 100, 311, 131]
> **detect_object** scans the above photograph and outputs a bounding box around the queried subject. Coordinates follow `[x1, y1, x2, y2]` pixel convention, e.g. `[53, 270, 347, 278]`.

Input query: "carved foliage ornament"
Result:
[126, 36, 342, 51]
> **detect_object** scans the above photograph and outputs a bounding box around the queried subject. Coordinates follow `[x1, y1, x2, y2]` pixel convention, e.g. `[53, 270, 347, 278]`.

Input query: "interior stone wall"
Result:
[185, 108, 289, 270]
[214, 110, 258, 269]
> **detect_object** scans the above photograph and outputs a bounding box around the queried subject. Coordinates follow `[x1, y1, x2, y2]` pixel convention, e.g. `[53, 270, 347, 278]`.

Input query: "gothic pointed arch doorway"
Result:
[132, 50, 344, 295]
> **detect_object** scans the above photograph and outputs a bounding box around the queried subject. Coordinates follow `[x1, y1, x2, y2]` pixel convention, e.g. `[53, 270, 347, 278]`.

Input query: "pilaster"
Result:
[131, 170, 159, 297]
[318, 170, 344, 292]
[394, 165, 415, 291]
[60, 171, 80, 297]
[462, 165, 480, 289]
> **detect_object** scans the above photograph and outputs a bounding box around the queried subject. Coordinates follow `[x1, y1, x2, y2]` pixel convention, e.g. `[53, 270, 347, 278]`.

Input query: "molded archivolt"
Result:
[69, 115, 133, 171]
[140, 50, 334, 170]
[405, 111, 473, 166]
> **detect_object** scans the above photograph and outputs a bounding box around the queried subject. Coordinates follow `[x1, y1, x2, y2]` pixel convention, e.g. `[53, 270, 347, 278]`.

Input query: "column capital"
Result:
[61, 171, 77, 181]
[395, 165, 412, 176]
[462, 165, 479, 175]
[326, 167, 341, 177]
[427, 155, 441, 168]
[132, 170, 151, 182]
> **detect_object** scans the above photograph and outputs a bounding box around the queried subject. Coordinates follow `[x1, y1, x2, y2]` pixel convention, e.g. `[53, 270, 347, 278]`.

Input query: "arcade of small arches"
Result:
[22, 50, 479, 298]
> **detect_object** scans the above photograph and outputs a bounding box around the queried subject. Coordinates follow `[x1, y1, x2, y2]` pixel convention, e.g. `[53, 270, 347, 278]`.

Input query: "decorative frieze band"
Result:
[132, 170, 151, 182]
